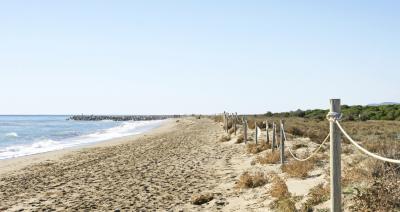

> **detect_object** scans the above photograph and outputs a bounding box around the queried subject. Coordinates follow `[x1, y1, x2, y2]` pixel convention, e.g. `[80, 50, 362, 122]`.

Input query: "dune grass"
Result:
[281, 160, 315, 178]
[256, 151, 280, 164]
[246, 143, 271, 154]
[235, 172, 268, 189]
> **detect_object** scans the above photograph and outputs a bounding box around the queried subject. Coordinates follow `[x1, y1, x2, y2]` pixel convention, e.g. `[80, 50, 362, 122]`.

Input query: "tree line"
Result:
[265, 104, 400, 121]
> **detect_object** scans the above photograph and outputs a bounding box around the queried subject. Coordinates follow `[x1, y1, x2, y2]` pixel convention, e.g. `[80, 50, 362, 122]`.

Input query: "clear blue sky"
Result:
[1, 1, 399, 115]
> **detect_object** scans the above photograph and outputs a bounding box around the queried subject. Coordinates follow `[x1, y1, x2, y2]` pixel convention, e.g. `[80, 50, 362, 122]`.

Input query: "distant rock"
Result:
[68, 115, 181, 121]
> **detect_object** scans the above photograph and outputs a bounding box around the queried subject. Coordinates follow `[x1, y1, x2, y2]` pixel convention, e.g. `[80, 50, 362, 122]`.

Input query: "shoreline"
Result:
[0, 118, 176, 176]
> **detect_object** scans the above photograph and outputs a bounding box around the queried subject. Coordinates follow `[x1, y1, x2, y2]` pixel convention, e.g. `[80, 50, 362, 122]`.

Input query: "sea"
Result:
[0, 115, 164, 160]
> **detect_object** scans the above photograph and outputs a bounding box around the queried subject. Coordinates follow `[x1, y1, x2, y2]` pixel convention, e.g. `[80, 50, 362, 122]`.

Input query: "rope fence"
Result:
[220, 98, 399, 211]
[335, 120, 400, 164]
[285, 131, 330, 162]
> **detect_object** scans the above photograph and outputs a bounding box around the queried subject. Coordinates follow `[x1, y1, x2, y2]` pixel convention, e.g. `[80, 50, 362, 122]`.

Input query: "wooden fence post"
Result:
[280, 120, 285, 164]
[223, 111, 226, 132]
[243, 117, 247, 144]
[256, 121, 259, 145]
[330, 99, 341, 212]
[266, 120, 269, 144]
[234, 113, 237, 135]
[272, 122, 276, 151]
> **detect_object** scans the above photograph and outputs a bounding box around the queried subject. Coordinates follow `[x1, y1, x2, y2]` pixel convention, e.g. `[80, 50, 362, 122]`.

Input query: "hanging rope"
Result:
[335, 120, 400, 164]
[282, 126, 330, 162]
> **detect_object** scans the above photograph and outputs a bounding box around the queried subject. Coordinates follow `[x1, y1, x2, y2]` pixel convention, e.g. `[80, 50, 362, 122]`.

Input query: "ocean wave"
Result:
[5, 132, 18, 138]
[0, 120, 164, 160]
[0, 139, 63, 159]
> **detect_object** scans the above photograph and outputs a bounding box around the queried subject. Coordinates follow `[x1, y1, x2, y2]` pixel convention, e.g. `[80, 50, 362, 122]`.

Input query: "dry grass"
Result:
[235, 134, 244, 144]
[246, 143, 271, 154]
[351, 171, 400, 211]
[281, 160, 315, 178]
[214, 115, 400, 209]
[300, 183, 329, 211]
[342, 167, 369, 187]
[247, 121, 255, 129]
[211, 115, 223, 123]
[270, 197, 297, 212]
[269, 175, 296, 212]
[342, 145, 354, 154]
[235, 172, 268, 189]
[219, 135, 231, 142]
[292, 143, 308, 150]
[256, 151, 280, 164]
[269, 175, 290, 198]
[190, 193, 214, 205]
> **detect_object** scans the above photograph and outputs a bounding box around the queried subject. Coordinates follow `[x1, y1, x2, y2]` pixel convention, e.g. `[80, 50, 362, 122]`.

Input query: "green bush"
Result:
[265, 104, 400, 121]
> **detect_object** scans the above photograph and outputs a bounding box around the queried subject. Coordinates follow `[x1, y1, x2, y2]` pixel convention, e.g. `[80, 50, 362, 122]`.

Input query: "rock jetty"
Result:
[68, 115, 180, 121]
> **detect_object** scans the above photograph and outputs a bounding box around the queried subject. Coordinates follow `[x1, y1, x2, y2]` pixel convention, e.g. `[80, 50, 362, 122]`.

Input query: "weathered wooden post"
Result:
[255, 121, 258, 145]
[272, 122, 276, 151]
[234, 112, 237, 135]
[243, 117, 247, 144]
[280, 120, 285, 164]
[266, 120, 270, 144]
[224, 111, 227, 132]
[329, 99, 341, 212]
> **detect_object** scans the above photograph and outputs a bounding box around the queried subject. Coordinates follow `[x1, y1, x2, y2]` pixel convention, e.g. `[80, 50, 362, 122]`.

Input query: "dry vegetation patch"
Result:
[256, 151, 280, 164]
[219, 135, 231, 142]
[281, 160, 315, 178]
[292, 143, 308, 150]
[350, 162, 400, 211]
[269, 175, 296, 212]
[235, 172, 268, 189]
[191, 193, 214, 205]
[300, 183, 329, 211]
[269, 175, 290, 198]
[235, 134, 244, 144]
[246, 143, 271, 154]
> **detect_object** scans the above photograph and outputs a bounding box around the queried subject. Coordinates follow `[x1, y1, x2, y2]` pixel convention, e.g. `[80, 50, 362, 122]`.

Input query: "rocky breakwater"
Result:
[68, 115, 180, 121]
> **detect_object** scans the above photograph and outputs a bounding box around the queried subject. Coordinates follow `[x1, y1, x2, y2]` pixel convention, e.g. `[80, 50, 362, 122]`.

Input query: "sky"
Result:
[0, 1, 399, 115]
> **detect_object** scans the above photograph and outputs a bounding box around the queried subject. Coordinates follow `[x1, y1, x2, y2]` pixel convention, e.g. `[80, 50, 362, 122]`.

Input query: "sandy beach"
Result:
[2, 115, 396, 211]
[0, 118, 238, 211]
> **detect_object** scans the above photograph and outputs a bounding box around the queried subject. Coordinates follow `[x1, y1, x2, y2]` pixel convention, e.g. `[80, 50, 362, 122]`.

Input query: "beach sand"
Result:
[0, 117, 330, 211]
[0, 118, 232, 211]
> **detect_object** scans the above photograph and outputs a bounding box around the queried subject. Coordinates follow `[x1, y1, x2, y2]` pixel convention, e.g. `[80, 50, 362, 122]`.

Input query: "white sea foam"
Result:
[5, 132, 18, 138]
[0, 120, 164, 160]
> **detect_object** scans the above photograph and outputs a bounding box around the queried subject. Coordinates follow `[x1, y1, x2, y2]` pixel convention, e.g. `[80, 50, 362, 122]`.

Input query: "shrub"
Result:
[246, 143, 271, 154]
[351, 174, 400, 211]
[219, 135, 231, 142]
[236, 172, 268, 189]
[256, 151, 280, 164]
[282, 160, 314, 178]
[300, 183, 329, 211]
[269, 176, 296, 212]
[292, 143, 308, 150]
[270, 175, 290, 198]
[247, 121, 255, 129]
[236, 134, 244, 144]
[191, 193, 213, 205]
[286, 126, 305, 137]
